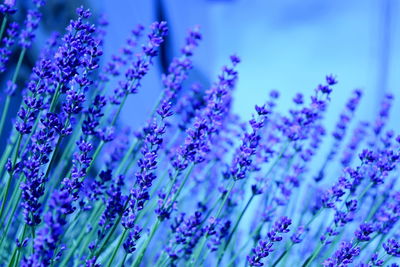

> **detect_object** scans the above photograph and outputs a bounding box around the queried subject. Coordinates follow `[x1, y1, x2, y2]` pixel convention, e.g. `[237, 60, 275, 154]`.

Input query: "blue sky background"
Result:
[92, 0, 399, 135]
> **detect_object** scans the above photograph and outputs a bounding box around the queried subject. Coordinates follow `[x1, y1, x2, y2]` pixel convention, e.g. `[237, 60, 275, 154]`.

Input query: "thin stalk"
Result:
[132, 219, 161, 267]
[93, 208, 125, 258]
[271, 245, 291, 267]
[0, 138, 14, 180]
[0, 48, 26, 139]
[217, 193, 255, 264]
[0, 179, 23, 249]
[190, 180, 236, 266]
[0, 16, 8, 41]
[302, 242, 323, 267]
[120, 252, 128, 267]
[73, 204, 104, 265]
[0, 133, 22, 221]
[122, 144, 142, 175]
[382, 255, 393, 265]
[373, 234, 385, 254]
[358, 182, 373, 201]
[111, 93, 128, 126]
[0, 95, 11, 140]
[303, 182, 375, 266]
[9, 224, 27, 267]
[85, 140, 105, 176]
[273, 208, 324, 266]
[49, 83, 61, 113]
[226, 223, 264, 267]
[115, 139, 139, 175]
[132, 165, 195, 267]
[44, 135, 64, 179]
[106, 228, 128, 267]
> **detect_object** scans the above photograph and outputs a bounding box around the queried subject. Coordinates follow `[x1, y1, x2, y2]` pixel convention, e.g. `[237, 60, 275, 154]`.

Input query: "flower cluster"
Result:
[247, 216, 292, 266]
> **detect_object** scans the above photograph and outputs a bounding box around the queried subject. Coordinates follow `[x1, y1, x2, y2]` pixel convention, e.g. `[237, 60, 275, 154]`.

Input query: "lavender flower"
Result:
[20, 112, 62, 226]
[166, 211, 203, 259]
[341, 121, 369, 166]
[110, 21, 168, 105]
[1, 3, 400, 267]
[124, 110, 170, 225]
[316, 89, 363, 182]
[230, 103, 270, 180]
[123, 226, 142, 253]
[162, 26, 201, 103]
[247, 216, 292, 266]
[23, 190, 74, 266]
[0, 0, 17, 15]
[354, 222, 375, 242]
[172, 55, 240, 172]
[372, 94, 393, 137]
[383, 239, 400, 257]
[19, 9, 42, 49]
[0, 21, 18, 73]
[323, 241, 360, 266]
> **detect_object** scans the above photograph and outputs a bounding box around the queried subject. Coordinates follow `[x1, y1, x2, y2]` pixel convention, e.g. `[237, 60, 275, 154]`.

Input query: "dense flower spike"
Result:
[230, 103, 270, 180]
[123, 226, 142, 253]
[1, 4, 400, 267]
[172, 55, 239, 172]
[0, 22, 18, 73]
[323, 241, 360, 266]
[0, 0, 17, 15]
[162, 26, 201, 102]
[110, 21, 168, 105]
[19, 9, 42, 49]
[383, 239, 400, 257]
[23, 190, 74, 266]
[315, 89, 362, 182]
[247, 216, 292, 266]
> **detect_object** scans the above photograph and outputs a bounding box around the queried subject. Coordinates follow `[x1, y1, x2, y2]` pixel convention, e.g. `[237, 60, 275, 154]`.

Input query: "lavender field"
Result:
[0, 1, 399, 266]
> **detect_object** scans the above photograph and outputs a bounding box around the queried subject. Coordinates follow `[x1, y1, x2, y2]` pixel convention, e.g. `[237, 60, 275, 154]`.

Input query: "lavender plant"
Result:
[0, 2, 399, 267]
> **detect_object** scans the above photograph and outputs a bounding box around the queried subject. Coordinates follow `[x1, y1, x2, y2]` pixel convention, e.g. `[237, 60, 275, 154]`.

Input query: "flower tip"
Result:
[5, 0, 15, 7]
[230, 54, 240, 65]
[325, 74, 338, 85]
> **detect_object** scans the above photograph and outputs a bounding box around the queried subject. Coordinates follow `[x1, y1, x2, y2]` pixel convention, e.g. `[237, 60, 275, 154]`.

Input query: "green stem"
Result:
[115, 139, 139, 175]
[271, 245, 291, 267]
[44, 135, 63, 179]
[273, 208, 323, 267]
[382, 255, 393, 265]
[106, 228, 128, 267]
[190, 180, 236, 266]
[0, 135, 15, 179]
[0, 133, 22, 221]
[93, 208, 125, 258]
[85, 140, 105, 176]
[217, 193, 255, 264]
[132, 219, 161, 267]
[226, 223, 264, 267]
[302, 242, 323, 267]
[358, 182, 373, 201]
[12, 48, 26, 83]
[73, 204, 104, 265]
[0, 16, 8, 41]
[0, 48, 26, 139]
[111, 93, 128, 126]
[131, 165, 195, 267]
[9, 224, 27, 267]
[49, 83, 61, 113]
[120, 252, 128, 267]
[0, 180, 22, 249]
[0, 95, 11, 140]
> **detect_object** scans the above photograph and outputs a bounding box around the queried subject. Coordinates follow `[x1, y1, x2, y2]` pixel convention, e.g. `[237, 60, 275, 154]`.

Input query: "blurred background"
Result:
[1, 0, 399, 143]
[96, 0, 400, 132]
